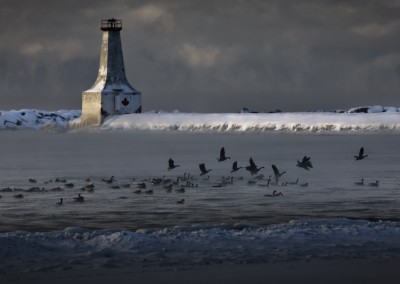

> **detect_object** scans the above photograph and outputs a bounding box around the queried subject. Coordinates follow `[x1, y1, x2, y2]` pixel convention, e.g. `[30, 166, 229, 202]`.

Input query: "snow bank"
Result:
[0, 109, 81, 130]
[1, 105, 400, 132]
[1, 219, 399, 272]
[102, 112, 400, 132]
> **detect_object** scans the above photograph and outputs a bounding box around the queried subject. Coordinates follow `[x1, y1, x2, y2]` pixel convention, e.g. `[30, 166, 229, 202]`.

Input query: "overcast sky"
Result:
[0, 0, 399, 112]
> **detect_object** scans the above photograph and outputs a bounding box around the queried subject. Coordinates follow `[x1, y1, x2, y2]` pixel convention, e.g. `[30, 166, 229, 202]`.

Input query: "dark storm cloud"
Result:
[0, 0, 399, 112]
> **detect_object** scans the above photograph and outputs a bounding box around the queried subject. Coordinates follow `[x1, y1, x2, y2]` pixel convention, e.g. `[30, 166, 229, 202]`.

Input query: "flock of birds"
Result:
[167, 146, 373, 193]
[169, 147, 315, 177]
[0, 146, 376, 205]
[167, 147, 314, 196]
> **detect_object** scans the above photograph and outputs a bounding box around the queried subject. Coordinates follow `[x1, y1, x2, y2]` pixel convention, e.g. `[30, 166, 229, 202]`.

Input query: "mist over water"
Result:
[0, 131, 399, 232]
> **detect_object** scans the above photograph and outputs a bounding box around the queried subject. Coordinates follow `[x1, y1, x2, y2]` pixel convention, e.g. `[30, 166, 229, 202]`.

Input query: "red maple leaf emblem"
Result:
[121, 98, 130, 106]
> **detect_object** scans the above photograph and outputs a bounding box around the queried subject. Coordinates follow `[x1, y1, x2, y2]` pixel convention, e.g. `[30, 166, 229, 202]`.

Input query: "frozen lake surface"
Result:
[1, 130, 400, 272]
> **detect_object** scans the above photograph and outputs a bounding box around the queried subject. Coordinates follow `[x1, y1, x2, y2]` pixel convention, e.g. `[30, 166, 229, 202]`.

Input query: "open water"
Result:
[0, 131, 399, 232]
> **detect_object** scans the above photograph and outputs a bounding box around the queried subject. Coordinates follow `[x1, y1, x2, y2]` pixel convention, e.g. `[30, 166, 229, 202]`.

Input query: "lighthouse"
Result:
[81, 18, 141, 125]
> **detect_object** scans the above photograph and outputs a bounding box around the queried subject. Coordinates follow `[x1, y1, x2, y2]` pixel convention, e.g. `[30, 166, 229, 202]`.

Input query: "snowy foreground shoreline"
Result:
[1, 105, 400, 132]
[1, 219, 400, 284]
[1, 219, 400, 278]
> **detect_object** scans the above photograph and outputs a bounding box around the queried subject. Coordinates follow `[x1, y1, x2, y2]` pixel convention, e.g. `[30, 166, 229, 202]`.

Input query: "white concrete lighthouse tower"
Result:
[81, 18, 141, 125]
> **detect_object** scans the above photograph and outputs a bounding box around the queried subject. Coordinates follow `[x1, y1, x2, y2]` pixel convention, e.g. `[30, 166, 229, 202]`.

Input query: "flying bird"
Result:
[231, 161, 242, 173]
[217, 147, 231, 162]
[245, 158, 264, 175]
[296, 156, 313, 170]
[354, 147, 368, 161]
[272, 164, 286, 184]
[168, 158, 180, 170]
[199, 163, 212, 176]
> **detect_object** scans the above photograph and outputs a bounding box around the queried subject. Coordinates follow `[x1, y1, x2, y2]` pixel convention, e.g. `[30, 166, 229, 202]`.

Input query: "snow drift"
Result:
[102, 111, 400, 132]
[1, 105, 400, 132]
[0, 109, 80, 130]
[1, 219, 399, 272]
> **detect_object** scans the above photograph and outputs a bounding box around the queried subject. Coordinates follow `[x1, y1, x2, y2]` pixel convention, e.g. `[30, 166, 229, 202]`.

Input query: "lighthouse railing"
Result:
[101, 19, 122, 30]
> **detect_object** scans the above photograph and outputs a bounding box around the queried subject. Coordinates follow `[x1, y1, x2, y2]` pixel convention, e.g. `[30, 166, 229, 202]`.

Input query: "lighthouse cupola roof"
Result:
[101, 18, 122, 31]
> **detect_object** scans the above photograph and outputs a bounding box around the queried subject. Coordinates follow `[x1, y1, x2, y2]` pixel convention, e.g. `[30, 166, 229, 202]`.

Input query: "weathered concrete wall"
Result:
[81, 92, 102, 125]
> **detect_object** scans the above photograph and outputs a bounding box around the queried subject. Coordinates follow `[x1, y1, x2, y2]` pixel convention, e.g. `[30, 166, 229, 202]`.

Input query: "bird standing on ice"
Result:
[354, 179, 364, 186]
[368, 180, 379, 187]
[102, 176, 116, 184]
[73, 194, 84, 202]
[264, 190, 284, 197]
